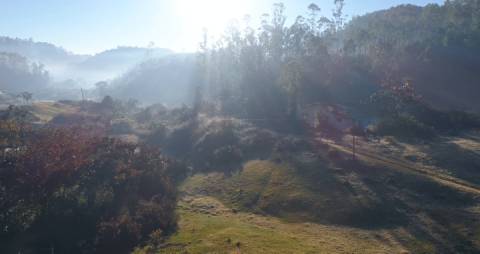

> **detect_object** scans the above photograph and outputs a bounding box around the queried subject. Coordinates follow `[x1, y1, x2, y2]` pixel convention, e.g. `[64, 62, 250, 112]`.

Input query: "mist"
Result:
[2, 1, 480, 254]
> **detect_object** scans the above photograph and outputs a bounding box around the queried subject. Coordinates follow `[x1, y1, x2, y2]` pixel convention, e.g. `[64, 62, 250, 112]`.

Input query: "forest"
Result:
[2, 0, 480, 253]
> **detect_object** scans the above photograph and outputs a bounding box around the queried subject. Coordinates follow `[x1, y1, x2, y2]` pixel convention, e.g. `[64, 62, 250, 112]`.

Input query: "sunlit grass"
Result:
[30, 101, 77, 122]
[135, 195, 406, 254]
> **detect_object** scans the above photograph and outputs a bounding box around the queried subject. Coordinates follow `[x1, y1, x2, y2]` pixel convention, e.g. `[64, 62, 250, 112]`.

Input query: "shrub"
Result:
[0, 127, 177, 254]
[373, 115, 436, 140]
[110, 120, 134, 135]
[146, 124, 167, 146]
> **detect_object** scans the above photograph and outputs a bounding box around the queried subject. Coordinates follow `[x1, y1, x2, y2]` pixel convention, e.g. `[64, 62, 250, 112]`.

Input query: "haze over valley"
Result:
[2, 1, 480, 253]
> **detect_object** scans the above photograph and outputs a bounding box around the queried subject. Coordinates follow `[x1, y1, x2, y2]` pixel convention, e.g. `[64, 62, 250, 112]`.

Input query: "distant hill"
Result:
[0, 52, 50, 94]
[0, 36, 86, 65]
[0, 36, 174, 84]
[79, 46, 173, 70]
[72, 47, 174, 84]
[106, 53, 196, 106]
[3, 1, 480, 111]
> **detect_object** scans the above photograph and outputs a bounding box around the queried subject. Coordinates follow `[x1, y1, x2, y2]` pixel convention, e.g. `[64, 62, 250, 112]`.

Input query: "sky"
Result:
[0, 0, 444, 55]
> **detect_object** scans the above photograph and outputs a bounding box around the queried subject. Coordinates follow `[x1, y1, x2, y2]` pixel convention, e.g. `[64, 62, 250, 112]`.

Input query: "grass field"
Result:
[134, 195, 409, 254]
[155, 156, 480, 254]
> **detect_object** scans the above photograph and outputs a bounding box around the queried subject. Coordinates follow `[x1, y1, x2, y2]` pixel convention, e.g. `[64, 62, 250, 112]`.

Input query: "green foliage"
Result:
[197, 1, 346, 120]
[342, 1, 480, 59]
[138, 196, 403, 254]
[196, 0, 480, 129]
[373, 114, 436, 140]
[369, 89, 480, 139]
[418, 110, 480, 134]
[340, 1, 480, 112]
[181, 160, 371, 225]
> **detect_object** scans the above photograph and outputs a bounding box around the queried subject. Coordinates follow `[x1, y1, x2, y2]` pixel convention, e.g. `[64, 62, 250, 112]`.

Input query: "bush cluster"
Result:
[0, 124, 178, 254]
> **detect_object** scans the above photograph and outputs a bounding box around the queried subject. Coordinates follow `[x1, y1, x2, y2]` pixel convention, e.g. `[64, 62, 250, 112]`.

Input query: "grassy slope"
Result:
[30, 101, 78, 122]
[333, 133, 480, 193]
[137, 195, 407, 254]
[17, 103, 480, 253]
[135, 160, 462, 253]
[181, 161, 315, 215]
[172, 157, 480, 254]
[180, 161, 363, 224]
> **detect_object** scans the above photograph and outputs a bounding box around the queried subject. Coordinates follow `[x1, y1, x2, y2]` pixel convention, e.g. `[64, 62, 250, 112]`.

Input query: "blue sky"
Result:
[0, 0, 444, 55]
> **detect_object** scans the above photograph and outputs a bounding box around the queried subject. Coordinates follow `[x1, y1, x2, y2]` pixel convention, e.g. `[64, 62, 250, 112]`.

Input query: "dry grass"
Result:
[180, 161, 365, 224]
[449, 136, 480, 155]
[325, 135, 480, 195]
[134, 147, 480, 254]
[30, 101, 78, 122]
[137, 195, 408, 254]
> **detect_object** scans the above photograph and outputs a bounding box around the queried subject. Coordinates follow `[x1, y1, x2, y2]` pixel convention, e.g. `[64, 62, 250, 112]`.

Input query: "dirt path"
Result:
[319, 137, 480, 196]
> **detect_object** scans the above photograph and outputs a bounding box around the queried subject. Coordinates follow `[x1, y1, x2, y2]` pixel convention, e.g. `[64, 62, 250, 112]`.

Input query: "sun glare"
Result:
[175, 0, 252, 48]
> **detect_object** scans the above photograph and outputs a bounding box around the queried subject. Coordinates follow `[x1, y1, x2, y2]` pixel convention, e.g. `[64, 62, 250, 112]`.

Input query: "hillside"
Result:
[0, 52, 50, 94]
[143, 114, 480, 253]
[0, 36, 85, 65]
[144, 195, 407, 254]
[78, 47, 173, 70]
[105, 54, 195, 106]
[0, 36, 174, 85]
[2, 0, 480, 253]
[2, 2, 480, 109]
[1, 91, 480, 253]
[341, 3, 480, 112]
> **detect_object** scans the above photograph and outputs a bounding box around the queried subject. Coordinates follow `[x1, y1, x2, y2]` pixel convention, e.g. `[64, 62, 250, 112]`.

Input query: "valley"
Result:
[2, 0, 480, 253]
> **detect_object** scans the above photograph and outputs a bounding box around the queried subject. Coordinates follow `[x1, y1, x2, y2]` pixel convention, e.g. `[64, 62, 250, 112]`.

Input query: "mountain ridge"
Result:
[0, 36, 175, 84]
